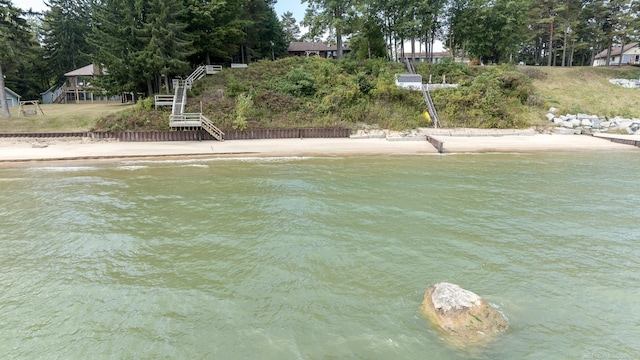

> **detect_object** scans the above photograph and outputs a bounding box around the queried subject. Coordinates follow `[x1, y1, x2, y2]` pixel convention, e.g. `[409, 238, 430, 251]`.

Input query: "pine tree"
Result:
[142, 0, 191, 94]
[0, 0, 33, 118]
[41, 0, 92, 81]
[91, 0, 151, 96]
[184, 0, 248, 65]
[303, 0, 359, 59]
[241, 0, 287, 62]
[92, 0, 192, 96]
[280, 11, 301, 44]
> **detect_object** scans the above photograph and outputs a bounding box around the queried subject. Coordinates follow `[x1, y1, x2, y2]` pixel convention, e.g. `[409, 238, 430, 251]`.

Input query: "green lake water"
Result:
[0, 153, 639, 359]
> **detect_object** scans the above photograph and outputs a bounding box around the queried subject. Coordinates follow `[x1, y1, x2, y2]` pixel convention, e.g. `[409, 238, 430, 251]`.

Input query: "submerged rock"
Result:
[420, 283, 508, 344]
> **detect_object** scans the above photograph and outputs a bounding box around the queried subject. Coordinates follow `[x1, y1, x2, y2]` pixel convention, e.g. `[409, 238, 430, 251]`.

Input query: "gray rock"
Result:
[549, 107, 560, 114]
[577, 113, 591, 120]
[546, 113, 555, 121]
[571, 119, 582, 127]
[562, 121, 575, 128]
[619, 120, 632, 129]
[581, 119, 593, 127]
[553, 118, 564, 124]
[420, 283, 508, 345]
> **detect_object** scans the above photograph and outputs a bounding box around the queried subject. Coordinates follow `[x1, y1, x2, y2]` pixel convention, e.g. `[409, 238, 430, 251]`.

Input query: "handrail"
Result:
[185, 66, 206, 88]
[171, 85, 181, 115]
[180, 83, 187, 114]
[170, 113, 224, 141]
[422, 85, 440, 128]
[404, 57, 439, 128]
[200, 114, 224, 141]
[206, 65, 222, 74]
[168, 66, 224, 139]
[155, 94, 174, 109]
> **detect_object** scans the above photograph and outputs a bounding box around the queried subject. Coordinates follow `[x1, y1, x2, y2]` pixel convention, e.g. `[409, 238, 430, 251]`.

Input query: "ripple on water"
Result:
[0, 154, 639, 359]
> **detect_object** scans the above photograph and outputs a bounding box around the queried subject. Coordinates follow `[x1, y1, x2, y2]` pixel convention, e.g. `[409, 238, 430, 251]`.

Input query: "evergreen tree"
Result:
[240, 0, 287, 62]
[142, 0, 191, 94]
[184, 0, 248, 65]
[280, 11, 301, 44]
[0, 0, 33, 118]
[92, 0, 192, 96]
[91, 0, 149, 96]
[303, 0, 359, 59]
[41, 0, 92, 82]
[10, 13, 49, 99]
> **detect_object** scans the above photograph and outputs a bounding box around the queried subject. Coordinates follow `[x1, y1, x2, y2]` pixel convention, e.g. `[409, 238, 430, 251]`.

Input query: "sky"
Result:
[16, 0, 47, 12]
[18, 0, 308, 22]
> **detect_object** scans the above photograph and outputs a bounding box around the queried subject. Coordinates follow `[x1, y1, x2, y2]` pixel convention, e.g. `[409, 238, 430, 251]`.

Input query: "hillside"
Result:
[528, 66, 640, 118]
[14, 59, 640, 133]
[95, 59, 639, 132]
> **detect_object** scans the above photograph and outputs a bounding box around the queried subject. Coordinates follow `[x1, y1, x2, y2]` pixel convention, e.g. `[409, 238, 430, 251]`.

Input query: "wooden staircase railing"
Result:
[200, 114, 224, 141]
[168, 65, 224, 140]
[154, 94, 173, 109]
[169, 113, 224, 141]
[172, 81, 188, 115]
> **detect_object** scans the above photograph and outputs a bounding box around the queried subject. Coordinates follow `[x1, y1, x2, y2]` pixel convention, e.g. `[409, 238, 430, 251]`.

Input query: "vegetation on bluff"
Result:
[1, 57, 636, 134]
[95, 57, 559, 132]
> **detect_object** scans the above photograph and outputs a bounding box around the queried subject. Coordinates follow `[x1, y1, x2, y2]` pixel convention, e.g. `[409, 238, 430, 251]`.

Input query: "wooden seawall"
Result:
[0, 128, 351, 142]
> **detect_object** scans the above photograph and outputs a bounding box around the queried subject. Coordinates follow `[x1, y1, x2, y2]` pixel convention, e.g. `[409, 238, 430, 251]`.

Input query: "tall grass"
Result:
[530, 66, 640, 118]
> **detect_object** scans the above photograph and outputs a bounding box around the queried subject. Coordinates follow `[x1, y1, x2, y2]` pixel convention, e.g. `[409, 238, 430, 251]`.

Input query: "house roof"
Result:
[594, 42, 639, 59]
[288, 41, 350, 52]
[40, 83, 61, 95]
[4, 87, 21, 99]
[64, 64, 99, 77]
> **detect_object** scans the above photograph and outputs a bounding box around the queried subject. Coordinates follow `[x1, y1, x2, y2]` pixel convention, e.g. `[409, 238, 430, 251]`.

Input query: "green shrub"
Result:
[433, 67, 534, 128]
[226, 73, 248, 97]
[136, 96, 155, 112]
[278, 67, 317, 96]
[232, 93, 253, 130]
[356, 72, 373, 95]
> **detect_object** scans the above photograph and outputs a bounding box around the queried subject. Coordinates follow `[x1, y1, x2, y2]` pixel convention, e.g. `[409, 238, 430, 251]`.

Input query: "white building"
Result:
[593, 42, 640, 66]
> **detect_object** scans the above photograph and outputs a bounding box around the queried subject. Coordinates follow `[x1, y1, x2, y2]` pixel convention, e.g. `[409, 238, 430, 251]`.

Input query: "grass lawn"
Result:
[532, 66, 640, 118]
[0, 103, 134, 133]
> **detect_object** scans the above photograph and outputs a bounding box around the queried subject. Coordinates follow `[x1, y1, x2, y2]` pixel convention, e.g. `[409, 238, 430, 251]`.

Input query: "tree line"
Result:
[1, 0, 638, 109]
[304, 0, 639, 66]
[2, 0, 288, 104]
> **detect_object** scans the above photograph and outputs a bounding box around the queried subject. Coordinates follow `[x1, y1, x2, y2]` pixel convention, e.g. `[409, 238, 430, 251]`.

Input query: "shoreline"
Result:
[0, 131, 638, 167]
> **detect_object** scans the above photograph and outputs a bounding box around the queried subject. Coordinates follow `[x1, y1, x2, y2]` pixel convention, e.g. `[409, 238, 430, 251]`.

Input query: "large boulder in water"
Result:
[420, 282, 508, 344]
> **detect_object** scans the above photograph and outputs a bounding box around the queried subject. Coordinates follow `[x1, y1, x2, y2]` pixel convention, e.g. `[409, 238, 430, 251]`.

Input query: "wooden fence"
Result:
[222, 128, 351, 140]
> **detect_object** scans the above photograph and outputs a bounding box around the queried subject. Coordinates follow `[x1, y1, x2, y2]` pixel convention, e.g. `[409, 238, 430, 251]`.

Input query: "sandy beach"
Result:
[0, 131, 638, 166]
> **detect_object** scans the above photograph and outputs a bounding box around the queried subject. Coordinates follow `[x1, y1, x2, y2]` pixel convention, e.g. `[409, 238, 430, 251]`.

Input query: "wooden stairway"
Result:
[165, 65, 225, 140]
